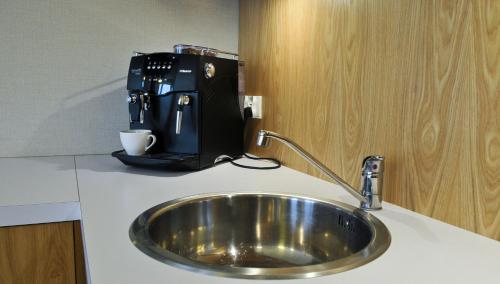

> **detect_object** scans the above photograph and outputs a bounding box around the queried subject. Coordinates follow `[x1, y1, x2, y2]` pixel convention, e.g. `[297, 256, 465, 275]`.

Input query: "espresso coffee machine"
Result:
[112, 45, 243, 170]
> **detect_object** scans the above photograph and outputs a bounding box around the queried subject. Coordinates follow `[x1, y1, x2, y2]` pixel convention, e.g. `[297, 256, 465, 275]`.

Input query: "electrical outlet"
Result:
[244, 96, 263, 119]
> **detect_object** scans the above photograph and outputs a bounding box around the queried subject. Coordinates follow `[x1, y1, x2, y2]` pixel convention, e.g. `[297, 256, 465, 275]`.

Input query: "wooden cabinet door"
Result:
[0, 222, 77, 284]
[74, 221, 87, 284]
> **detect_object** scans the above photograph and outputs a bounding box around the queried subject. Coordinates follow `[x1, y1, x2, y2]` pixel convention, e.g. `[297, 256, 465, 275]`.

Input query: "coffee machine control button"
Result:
[204, 63, 215, 79]
[128, 95, 137, 104]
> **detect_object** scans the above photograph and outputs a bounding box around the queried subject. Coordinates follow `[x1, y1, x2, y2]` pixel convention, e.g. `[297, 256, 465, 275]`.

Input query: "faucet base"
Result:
[360, 195, 383, 210]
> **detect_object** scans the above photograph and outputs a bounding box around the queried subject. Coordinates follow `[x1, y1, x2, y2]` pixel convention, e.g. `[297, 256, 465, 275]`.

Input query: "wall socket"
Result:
[244, 96, 263, 119]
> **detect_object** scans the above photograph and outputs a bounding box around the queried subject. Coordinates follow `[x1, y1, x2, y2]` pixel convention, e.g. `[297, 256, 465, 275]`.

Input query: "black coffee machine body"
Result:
[113, 50, 243, 170]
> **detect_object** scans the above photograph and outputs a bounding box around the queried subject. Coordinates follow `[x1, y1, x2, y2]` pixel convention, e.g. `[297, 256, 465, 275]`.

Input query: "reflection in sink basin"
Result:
[130, 193, 391, 279]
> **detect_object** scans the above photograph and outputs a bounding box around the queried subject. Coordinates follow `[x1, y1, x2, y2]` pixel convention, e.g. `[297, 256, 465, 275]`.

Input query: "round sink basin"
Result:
[130, 193, 391, 279]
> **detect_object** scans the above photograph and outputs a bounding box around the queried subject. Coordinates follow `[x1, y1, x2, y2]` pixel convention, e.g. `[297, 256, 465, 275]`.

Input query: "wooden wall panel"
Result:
[240, 0, 500, 240]
[0, 222, 76, 284]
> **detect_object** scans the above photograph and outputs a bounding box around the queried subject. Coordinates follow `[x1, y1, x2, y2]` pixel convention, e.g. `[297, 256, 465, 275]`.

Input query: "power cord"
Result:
[216, 106, 282, 170]
[229, 153, 281, 170]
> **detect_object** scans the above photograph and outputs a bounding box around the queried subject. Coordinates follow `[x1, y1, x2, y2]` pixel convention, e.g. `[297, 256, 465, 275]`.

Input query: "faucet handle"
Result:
[360, 155, 384, 210]
[362, 155, 384, 175]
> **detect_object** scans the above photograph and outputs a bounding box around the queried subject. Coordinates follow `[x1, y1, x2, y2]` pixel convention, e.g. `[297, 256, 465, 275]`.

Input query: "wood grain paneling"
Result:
[0, 222, 76, 284]
[240, 0, 500, 240]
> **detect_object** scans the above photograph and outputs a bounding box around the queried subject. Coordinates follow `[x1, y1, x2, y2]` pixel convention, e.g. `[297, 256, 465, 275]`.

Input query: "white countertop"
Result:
[0, 156, 80, 226]
[75, 155, 500, 284]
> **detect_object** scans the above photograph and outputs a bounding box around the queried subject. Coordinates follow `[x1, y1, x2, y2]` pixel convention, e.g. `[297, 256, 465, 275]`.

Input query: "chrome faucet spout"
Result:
[255, 130, 384, 210]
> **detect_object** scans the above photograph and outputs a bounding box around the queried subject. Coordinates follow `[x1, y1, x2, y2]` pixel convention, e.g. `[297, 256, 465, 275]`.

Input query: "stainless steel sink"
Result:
[130, 193, 391, 279]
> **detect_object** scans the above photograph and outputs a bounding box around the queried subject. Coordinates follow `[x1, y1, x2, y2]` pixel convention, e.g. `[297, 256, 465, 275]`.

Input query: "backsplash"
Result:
[0, 0, 238, 157]
[240, 0, 500, 240]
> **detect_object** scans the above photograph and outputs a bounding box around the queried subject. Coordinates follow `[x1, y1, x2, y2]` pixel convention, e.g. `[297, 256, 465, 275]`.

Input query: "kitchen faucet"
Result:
[256, 130, 384, 210]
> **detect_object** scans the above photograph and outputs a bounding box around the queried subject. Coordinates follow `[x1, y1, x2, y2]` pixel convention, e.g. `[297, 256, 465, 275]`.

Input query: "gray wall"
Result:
[0, 0, 238, 157]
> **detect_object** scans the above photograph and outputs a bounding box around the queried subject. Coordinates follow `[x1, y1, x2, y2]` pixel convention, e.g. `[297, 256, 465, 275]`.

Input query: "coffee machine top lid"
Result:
[173, 44, 238, 60]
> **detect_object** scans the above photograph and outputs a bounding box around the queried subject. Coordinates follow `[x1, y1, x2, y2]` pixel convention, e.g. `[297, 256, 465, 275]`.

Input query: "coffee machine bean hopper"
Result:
[112, 45, 243, 170]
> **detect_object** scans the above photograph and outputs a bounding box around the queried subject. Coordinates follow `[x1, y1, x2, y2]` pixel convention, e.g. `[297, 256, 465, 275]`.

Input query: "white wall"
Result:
[0, 0, 238, 157]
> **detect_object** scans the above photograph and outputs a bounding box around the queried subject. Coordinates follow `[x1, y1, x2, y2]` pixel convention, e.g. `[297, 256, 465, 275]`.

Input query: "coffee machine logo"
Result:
[130, 68, 142, 75]
[179, 69, 192, 73]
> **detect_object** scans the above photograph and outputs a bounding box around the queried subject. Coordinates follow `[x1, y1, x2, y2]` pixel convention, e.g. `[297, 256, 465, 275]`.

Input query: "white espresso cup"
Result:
[120, 130, 157, 156]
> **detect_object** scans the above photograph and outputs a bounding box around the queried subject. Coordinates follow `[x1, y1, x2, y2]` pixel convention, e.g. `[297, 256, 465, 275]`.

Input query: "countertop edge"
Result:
[0, 201, 81, 227]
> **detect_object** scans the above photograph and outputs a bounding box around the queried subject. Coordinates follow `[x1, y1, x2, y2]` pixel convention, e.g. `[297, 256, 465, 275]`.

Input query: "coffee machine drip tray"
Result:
[112, 150, 200, 170]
